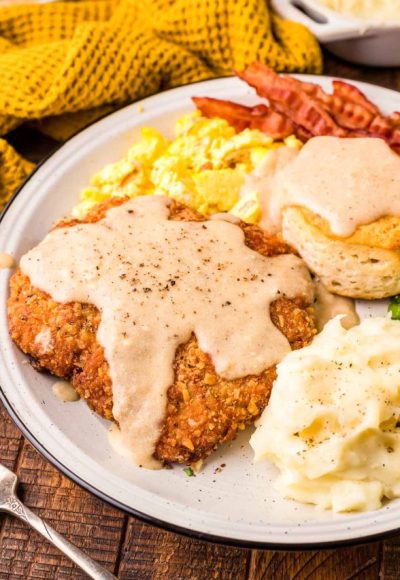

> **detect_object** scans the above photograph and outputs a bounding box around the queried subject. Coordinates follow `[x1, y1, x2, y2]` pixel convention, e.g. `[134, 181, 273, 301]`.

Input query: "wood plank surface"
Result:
[0, 434, 126, 577]
[119, 520, 250, 579]
[1, 50, 400, 579]
[381, 537, 400, 580]
[248, 544, 380, 580]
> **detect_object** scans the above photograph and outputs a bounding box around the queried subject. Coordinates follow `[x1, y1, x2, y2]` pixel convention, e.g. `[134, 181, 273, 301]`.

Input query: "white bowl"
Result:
[272, 0, 400, 67]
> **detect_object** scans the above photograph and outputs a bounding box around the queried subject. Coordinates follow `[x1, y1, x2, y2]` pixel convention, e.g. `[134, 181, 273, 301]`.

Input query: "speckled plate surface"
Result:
[0, 76, 399, 549]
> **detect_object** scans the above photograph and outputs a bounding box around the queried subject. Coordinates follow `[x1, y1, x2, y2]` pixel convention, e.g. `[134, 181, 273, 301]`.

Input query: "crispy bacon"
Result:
[266, 76, 376, 130]
[192, 96, 295, 139]
[369, 115, 393, 137]
[389, 112, 400, 127]
[192, 62, 400, 155]
[237, 63, 347, 138]
[332, 80, 379, 113]
[327, 81, 377, 129]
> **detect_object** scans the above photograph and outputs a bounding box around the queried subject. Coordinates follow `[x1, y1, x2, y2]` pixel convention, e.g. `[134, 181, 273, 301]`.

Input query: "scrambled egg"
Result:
[73, 112, 301, 222]
[251, 316, 400, 513]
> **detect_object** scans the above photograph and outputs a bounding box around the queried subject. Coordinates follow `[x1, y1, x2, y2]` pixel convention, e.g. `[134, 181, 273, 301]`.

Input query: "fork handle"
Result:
[1, 495, 117, 579]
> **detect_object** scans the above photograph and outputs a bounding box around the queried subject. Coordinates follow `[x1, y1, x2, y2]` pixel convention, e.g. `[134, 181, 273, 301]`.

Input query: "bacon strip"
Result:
[237, 63, 346, 138]
[388, 112, 400, 127]
[192, 97, 295, 139]
[192, 62, 400, 155]
[332, 80, 379, 114]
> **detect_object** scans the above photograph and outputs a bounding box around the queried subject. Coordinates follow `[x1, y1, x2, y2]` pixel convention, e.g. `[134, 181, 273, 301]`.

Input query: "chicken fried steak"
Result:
[8, 198, 316, 465]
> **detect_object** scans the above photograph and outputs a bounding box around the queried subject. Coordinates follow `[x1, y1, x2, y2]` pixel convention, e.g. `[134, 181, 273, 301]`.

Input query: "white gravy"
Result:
[52, 380, 80, 403]
[240, 148, 298, 232]
[210, 213, 241, 224]
[20, 196, 313, 468]
[313, 280, 359, 332]
[268, 137, 400, 236]
[0, 252, 15, 269]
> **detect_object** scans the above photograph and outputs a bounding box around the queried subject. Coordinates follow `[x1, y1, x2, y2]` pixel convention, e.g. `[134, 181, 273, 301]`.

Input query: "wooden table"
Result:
[1, 51, 400, 580]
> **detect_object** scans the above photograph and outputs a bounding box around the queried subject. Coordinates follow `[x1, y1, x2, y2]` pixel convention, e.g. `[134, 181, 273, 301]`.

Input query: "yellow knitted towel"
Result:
[0, 0, 322, 208]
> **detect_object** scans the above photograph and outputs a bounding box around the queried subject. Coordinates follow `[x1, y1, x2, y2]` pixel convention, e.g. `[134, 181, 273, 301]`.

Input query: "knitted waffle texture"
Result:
[0, 0, 322, 207]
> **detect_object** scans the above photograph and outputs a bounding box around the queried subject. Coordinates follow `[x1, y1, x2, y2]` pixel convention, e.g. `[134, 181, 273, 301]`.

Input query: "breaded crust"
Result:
[8, 198, 316, 464]
[283, 207, 400, 299]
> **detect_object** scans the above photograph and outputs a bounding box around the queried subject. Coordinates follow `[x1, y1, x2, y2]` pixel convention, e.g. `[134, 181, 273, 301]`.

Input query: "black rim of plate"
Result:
[1, 77, 400, 551]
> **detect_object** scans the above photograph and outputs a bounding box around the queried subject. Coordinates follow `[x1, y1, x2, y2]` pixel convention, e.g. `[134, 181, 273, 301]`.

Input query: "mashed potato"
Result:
[316, 0, 400, 22]
[251, 316, 400, 512]
[73, 112, 301, 222]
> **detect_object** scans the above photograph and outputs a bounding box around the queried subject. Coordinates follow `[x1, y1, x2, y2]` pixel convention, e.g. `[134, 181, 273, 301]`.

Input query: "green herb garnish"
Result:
[388, 295, 400, 320]
[183, 467, 195, 477]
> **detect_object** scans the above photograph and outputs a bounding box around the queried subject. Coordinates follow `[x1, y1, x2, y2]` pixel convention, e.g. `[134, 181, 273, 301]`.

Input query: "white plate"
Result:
[0, 76, 399, 549]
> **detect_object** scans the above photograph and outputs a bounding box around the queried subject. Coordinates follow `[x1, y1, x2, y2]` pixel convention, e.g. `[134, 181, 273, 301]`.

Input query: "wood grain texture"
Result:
[0, 404, 21, 471]
[1, 50, 400, 579]
[381, 537, 400, 580]
[248, 544, 380, 580]
[118, 519, 249, 579]
[0, 435, 125, 578]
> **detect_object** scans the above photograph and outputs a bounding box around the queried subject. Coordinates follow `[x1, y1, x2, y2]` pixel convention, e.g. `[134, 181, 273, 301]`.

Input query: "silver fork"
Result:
[0, 462, 117, 579]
